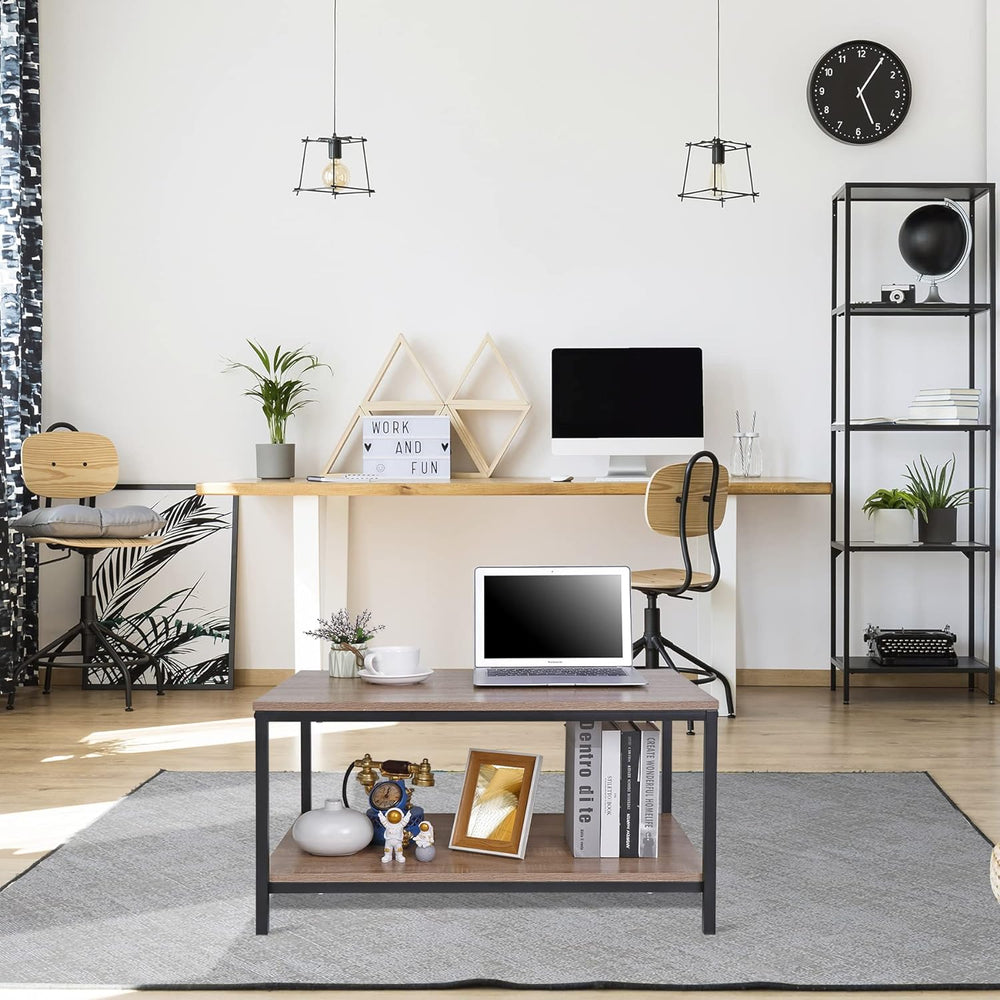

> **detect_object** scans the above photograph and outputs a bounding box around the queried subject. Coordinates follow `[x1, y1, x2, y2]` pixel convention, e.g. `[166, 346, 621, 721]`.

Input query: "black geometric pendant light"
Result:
[293, 0, 374, 198]
[678, 0, 758, 206]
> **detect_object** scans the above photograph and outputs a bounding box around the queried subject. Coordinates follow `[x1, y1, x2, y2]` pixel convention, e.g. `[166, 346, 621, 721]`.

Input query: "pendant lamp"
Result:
[678, 0, 757, 206]
[293, 0, 373, 198]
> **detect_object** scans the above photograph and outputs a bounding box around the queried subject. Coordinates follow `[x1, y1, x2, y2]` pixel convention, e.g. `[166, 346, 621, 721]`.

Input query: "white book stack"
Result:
[900, 388, 982, 425]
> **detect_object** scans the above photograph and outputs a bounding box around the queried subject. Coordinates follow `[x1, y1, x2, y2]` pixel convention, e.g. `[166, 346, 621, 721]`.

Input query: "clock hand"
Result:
[858, 91, 874, 125]
[856, 56, 884, 97]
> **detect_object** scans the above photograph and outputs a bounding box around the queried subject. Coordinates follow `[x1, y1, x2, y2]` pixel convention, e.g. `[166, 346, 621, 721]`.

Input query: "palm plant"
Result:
[223, 341, 332, 444]
[903, 454, 979, 522]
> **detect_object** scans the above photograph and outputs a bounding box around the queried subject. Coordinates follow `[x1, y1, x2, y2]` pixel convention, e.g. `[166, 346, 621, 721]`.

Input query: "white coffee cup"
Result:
[363, 645, 420, 677]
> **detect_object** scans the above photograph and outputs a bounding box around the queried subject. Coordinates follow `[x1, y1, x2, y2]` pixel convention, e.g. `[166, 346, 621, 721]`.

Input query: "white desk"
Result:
[197, 477, 830, 709]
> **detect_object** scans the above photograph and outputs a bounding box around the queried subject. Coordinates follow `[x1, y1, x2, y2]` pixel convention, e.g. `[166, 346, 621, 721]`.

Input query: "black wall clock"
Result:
[807, 40, 911, 144]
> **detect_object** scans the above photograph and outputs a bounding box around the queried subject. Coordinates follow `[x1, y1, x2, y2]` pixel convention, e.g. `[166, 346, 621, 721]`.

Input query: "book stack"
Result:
[900, 387, 982, 425]
[564, 720, 661, 859]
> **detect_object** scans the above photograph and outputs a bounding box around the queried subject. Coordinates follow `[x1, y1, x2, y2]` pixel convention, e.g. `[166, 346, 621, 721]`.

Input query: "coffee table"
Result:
[253, 669, 719, 934]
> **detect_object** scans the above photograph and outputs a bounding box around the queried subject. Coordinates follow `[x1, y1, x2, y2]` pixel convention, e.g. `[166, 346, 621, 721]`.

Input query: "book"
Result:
[914, 387, 981, 398]
[635, 722, 661, 858]
[894, 417, 981, 425]
[563, 721, 601, 857]
[599, 721, 621, 858]
[906, 405, 980, 420]
[617, 722, 640, 858]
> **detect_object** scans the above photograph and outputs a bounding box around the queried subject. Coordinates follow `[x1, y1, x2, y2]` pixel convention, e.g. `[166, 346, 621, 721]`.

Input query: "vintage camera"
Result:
[881, 283, 916, 305]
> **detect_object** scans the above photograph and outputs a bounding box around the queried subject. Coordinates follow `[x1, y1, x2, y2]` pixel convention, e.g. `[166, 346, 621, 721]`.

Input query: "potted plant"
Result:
[223, 341, 332, 479]
[861, 487, 919, 545]
[305, 608, 386, 677]
[902, 453, 980, 544]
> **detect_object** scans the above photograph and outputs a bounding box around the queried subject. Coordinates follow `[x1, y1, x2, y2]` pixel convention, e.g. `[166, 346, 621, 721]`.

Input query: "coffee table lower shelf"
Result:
[270, 813, 703, 890]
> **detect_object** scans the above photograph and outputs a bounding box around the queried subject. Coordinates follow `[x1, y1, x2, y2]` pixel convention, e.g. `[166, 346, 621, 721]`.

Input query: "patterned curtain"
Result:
[0, 0, 42, 673]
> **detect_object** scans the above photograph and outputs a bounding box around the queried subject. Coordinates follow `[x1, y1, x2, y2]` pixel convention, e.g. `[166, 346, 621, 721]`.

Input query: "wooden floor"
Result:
[1, 682, 997, 1000]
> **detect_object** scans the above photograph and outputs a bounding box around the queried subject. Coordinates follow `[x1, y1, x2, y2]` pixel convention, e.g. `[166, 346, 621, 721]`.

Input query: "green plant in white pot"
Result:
[305, 609, 385, 678]
[861, 487, 919, 545]
[903, 453, 979, 545]
[223, 341, 332, 479]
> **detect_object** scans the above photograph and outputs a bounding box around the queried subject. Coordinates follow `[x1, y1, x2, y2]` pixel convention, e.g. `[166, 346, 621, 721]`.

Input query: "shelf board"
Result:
[831, 540, 991, 553]
[833, 183, 993, 202]
[832, 655, 992, 674]
[833, 302, 990, 317]
[269, 813, 702, 885]
[832, 423, 990, 432]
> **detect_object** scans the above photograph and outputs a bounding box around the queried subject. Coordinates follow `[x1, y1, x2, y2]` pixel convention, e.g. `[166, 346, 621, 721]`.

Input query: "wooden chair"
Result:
[2, 424, 164, 711]
[631, 451, 736, 725]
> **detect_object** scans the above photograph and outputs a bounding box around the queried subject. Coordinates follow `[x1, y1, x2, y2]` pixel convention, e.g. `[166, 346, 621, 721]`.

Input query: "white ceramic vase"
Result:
[329, 645, 364, 678]
[872, 508, 915, 545]
[291, 799, 374, 856]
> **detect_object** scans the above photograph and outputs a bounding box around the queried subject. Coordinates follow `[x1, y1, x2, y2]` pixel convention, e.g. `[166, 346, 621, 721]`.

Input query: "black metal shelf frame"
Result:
[829, 182, 996, 705]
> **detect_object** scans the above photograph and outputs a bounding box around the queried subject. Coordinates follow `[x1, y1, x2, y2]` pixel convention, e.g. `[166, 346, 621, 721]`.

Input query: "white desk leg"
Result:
[697, 496, 737, 715]
[293, 496, 323, 672]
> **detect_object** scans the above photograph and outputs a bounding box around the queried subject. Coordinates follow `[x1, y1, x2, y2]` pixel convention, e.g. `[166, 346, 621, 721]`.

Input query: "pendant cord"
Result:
[332, 0, 338, 136]
[716, 0, 720, 138]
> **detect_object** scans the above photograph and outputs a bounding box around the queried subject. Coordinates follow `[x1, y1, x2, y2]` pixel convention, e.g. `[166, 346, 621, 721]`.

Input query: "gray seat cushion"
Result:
[12, 504, 165, 539]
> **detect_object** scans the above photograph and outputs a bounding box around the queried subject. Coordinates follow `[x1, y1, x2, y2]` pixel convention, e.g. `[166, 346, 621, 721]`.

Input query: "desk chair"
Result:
[631, 451, 736, 726]
[2, 424, 166, 712]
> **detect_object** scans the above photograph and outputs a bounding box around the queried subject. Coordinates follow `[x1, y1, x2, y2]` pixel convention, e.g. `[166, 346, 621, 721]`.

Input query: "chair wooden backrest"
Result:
[21, 430, 119, 500]
[643, 451, 729, 593]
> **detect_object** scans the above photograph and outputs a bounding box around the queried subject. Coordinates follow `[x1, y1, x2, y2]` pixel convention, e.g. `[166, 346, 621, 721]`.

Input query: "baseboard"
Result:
[738, 667, 988, 690]
[234, 667, 295, 687]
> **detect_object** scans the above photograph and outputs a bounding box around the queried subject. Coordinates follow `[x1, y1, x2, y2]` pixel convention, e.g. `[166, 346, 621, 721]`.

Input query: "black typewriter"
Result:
[863, 624, 958, 666]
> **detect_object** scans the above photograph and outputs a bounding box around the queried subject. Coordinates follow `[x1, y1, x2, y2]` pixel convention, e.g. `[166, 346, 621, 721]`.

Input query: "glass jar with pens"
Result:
[731, 411, 762, 478]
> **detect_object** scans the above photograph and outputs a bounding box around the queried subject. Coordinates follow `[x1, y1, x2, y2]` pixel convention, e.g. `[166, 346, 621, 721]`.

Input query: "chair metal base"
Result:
[632, 593, 736, 731]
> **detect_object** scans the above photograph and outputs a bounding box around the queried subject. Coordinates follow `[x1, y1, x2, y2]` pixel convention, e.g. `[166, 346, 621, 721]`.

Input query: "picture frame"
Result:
[448, 748, 542, 859]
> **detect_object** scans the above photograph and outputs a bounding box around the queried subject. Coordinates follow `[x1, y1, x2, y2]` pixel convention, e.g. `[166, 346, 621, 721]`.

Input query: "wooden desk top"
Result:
[253, 668, 719, 716]
[198, 476, 831, 498]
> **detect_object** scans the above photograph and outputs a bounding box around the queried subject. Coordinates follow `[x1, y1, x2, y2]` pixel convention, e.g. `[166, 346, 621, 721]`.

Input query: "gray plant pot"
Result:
[256, 443, 295, 480]
[918, 507, 957, 545]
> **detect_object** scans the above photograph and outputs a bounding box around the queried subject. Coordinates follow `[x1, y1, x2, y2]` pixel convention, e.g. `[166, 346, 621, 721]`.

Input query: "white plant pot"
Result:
[871, 508, 915, 545]
[329, 645, 364, 678]
[291, 799, 374, 856]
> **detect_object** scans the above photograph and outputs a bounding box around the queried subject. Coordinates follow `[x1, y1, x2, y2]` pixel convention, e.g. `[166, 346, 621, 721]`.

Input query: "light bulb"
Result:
[708, 139, 726, 199]
[321, 158, 351, 189]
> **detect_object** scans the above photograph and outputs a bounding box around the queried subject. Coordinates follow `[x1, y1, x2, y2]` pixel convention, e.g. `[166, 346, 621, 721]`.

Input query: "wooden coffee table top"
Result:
[253, 668, 718, 716]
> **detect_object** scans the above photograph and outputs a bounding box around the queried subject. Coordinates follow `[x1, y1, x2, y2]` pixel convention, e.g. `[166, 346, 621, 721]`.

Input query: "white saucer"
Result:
[358, 668, 433, 685]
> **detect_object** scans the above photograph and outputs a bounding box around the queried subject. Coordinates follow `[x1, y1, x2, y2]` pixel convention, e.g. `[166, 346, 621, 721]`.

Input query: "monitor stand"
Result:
[594, 455, 649, 482]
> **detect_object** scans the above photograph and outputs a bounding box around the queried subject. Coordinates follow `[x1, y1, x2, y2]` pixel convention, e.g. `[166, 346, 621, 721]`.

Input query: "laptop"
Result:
[472, 565, 646, 686]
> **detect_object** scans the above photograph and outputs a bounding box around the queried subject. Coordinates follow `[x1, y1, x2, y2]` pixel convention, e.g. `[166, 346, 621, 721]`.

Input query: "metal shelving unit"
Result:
[830, 182, 996, 704]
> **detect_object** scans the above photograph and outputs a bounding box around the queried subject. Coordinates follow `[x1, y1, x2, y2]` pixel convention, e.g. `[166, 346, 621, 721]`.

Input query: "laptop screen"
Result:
[474, 566, 632, 668]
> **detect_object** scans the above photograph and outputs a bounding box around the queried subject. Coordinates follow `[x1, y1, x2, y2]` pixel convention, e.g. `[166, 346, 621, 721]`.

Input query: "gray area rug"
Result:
[0, 769, 996, 990]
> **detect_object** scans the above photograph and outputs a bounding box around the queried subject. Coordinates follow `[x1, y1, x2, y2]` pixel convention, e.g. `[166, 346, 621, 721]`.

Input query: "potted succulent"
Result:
[903, 453, 980, 545]
[305, 609, 386, 678]
[861, 487, 919, 545]
[223, 341, 332, 479]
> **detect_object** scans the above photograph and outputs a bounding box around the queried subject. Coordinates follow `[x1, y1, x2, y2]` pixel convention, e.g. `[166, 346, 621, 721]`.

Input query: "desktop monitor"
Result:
[551, 347, 705, 478]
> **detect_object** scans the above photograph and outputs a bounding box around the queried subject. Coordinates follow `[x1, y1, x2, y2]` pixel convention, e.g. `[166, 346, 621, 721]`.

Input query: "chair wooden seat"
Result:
[25, 537, 162, 549]
[631, 568, 714, 592]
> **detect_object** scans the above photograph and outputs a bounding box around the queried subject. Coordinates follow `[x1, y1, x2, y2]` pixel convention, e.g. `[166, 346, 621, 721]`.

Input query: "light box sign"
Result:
[362, 415, 451, 480]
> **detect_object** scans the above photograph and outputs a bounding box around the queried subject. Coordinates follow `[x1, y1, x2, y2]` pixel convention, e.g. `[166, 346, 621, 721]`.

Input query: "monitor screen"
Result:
[551, 347, 704, 441]
[474, 566, 631, 667]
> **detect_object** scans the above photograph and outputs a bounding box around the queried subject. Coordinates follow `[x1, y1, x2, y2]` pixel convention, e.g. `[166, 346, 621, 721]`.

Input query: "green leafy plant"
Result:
[861, 487, 918, 518]
[305, 608, 385, 646]
[223, 341, 332, 444]
[903, 454, 980, 522]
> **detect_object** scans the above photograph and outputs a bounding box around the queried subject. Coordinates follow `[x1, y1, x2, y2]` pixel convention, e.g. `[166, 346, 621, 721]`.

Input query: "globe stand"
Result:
[921, 279, 946, 304]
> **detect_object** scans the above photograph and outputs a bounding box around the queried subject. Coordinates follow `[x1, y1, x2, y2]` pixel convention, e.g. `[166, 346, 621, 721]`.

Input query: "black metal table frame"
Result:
[255, 705, 719, 935]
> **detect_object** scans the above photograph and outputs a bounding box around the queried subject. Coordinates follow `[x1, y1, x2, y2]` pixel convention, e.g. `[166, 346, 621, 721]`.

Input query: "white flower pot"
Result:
[329, 645, 365, 678]
[872, 508, 915, 545]
[291, 799, 374, 856]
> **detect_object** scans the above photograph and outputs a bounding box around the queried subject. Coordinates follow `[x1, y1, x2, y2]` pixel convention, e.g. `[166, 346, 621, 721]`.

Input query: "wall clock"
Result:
[807, 40, 911, 144]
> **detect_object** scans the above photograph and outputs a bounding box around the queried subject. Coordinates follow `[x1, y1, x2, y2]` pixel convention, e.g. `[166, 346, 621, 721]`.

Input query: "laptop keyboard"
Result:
[486, 667, 628, 677]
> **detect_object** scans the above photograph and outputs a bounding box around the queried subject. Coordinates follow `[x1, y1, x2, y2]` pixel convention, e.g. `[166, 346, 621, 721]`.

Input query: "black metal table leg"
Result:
[255, 713, 270, 935]
[660, 719, 672, 814]
[701, 710, 718, 935]
[300, 719, 312, 815]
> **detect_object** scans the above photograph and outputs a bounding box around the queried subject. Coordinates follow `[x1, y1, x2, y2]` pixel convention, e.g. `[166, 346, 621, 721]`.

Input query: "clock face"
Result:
[807, 40, 911, 144]
[369, 781, 404, 811]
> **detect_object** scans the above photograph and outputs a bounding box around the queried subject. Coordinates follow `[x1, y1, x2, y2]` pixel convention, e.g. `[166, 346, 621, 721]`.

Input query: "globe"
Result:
[898, 202, 969, 278]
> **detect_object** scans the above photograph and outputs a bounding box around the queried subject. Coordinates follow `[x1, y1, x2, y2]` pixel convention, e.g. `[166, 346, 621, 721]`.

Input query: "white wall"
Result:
[36, 0, 990, 673]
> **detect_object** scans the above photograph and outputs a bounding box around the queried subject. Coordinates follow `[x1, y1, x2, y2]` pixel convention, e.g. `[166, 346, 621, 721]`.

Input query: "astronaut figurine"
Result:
[413, 820, 436, 862]
[378, 807, 412, 864]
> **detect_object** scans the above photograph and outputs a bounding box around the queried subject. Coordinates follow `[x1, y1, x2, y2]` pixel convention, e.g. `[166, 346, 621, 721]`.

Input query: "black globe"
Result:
[898, 203, 969, 277]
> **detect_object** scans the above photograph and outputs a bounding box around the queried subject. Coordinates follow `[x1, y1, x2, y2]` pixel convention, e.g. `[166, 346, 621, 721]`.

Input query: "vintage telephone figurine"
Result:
[348, 754, 434, 847]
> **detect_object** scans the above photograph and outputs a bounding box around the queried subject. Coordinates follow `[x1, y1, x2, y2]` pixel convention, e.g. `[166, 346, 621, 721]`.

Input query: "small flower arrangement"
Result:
[306, 609, 385, 647]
